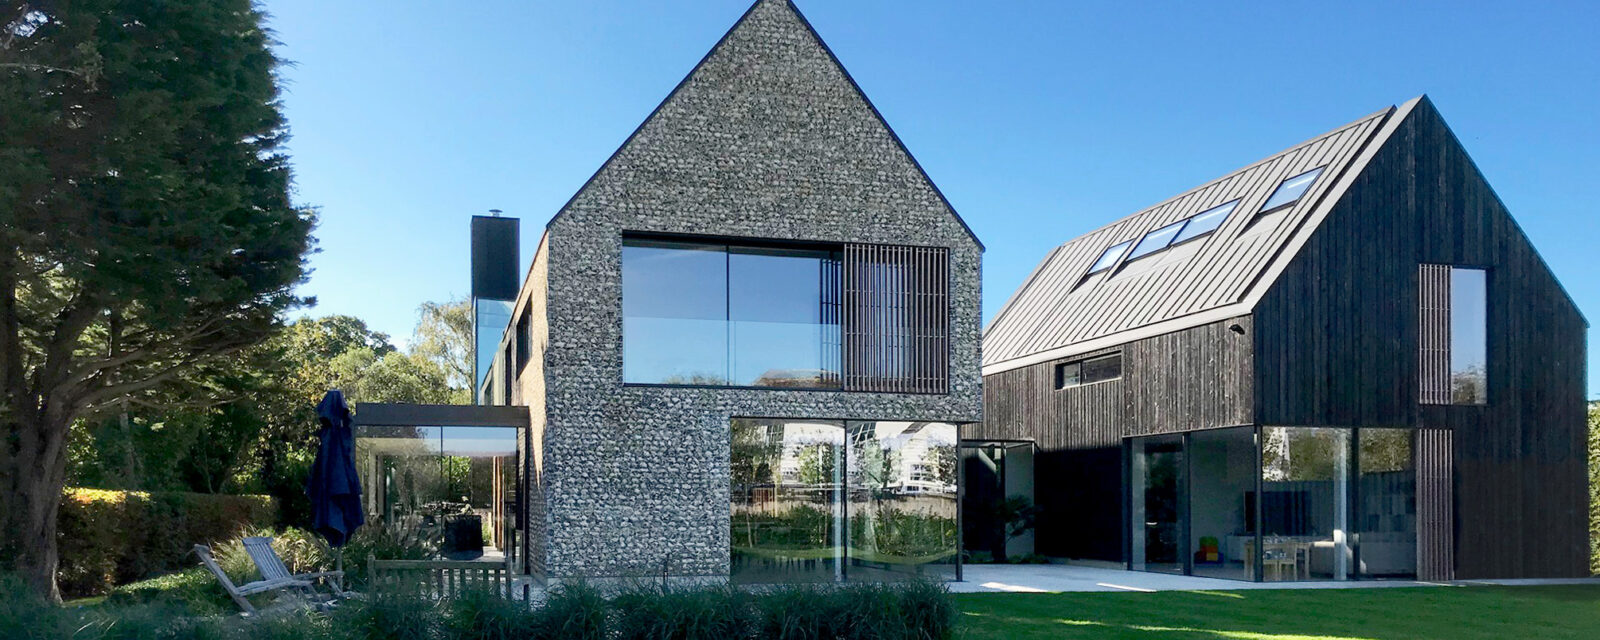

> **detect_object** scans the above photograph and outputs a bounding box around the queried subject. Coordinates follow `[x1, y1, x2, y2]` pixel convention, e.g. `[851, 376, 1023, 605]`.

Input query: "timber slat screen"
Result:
[842, 243, 949, 394]
[1417, 264, 1451, 404]
[1416, 429, 1454, 581]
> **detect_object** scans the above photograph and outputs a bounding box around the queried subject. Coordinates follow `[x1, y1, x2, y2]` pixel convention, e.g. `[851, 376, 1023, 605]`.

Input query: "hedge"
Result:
[57, 488, 279, 598]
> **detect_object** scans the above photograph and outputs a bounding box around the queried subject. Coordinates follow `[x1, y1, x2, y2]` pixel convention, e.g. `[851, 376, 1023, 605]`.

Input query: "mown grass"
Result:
[953, 585, 1600, 640]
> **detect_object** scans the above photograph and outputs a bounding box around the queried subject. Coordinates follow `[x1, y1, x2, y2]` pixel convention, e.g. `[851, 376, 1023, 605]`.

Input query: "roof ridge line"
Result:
[1044, 105, 1397, 252]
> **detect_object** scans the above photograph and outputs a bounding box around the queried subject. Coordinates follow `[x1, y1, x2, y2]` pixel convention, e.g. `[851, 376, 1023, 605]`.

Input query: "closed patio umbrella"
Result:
[307, 390, 364, 554]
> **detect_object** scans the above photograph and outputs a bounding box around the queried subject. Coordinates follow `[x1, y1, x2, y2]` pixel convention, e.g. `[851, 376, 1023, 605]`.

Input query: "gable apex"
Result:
[543, 0, 983, 251]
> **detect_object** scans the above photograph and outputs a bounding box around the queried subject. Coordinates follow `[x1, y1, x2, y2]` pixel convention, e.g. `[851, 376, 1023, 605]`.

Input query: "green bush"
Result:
[31, 572, 951, 640]
[57, 488, 279, 598]
[612, 583, 758, 639]
[531, 582, 607, 640]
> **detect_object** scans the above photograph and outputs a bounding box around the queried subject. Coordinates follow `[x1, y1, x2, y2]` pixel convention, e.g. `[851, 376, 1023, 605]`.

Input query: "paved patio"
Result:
[950, 562, 1600, 593]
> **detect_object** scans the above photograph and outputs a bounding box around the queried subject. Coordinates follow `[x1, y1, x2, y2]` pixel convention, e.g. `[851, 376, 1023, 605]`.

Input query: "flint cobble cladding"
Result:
[534, 0, 982, 579]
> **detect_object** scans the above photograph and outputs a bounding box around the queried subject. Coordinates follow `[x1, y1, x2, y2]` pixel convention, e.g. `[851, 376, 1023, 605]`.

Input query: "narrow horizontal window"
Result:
[1257, 166, 1325, 213]
[1171, 200, 1238, 244]
[1088, 240, 1132, 275]
[1126, 221, 1186, 262]
[1056, 352, 1122, 389]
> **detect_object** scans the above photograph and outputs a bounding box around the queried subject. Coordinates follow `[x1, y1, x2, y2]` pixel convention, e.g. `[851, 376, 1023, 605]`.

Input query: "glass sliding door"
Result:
[1356, 429, 1417, 579]
[846, 422, 959, 580]
[1187, 427, 1257, 580]
[1130, 435, 1184, 574]
[1260, 427, 1351, 581]
[730, 419, 846, 583]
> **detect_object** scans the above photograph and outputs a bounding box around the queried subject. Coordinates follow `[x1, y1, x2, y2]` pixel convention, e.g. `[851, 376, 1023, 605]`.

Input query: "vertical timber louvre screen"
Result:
[1418, 264, 1451, 404]
[1416, 428, 1454, 581]
[842, 244, 949, 394]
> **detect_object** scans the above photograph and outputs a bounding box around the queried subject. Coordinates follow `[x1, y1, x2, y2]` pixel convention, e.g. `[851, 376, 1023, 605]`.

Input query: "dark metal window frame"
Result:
[730, 415, 969, 583]
[1054, 352, 1123, 390]
[1124, 424, 1420, 583]
[1249, 165, 1328, 222]
[1108, 198, 1243, 278]
[1418, 263, 1491, 406]
[620, 232, 952, 395]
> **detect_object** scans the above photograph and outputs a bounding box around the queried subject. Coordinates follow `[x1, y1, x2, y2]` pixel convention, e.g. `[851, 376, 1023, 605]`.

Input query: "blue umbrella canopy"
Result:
[307, 390, 364, 547]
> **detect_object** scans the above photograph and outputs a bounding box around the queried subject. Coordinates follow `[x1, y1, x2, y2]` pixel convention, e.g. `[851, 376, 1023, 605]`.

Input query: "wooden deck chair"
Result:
[241, 536, 350, 601]
[193, 543, 313, 615]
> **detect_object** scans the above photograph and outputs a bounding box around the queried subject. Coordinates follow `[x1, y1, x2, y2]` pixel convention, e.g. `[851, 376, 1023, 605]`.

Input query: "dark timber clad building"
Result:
[975, 97, 1588, 581]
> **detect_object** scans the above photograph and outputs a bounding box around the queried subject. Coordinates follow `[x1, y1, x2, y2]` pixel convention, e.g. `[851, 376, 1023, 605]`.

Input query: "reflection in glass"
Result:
[622, 240, 730, 385]
[1258, 166, 1324, 212]
[353, 426, 519, 560]
[1259, 427, 1350, 581]
[622, 239, 842, 388]
[474, 300, 514, 394]
[1131, 435, 1184, 574]
[730, 419, 845, 583]
[1127, 221, 1185, 261]
[1357, 429, 1416, 578]
[1450, 268, 1487, 404]
[729, 247, 841, 388]
[846, 422, 959, 580]
[1088, 240, 1132, 274]
[1188, 427, 1256, 580]
[1172, 201, 1237, 244]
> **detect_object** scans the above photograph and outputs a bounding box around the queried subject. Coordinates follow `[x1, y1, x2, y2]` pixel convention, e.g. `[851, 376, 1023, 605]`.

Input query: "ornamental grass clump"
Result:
[611, 582, 759, 639]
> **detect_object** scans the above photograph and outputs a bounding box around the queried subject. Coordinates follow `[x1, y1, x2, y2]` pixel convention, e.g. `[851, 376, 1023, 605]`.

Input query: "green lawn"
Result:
[953, 585, 1600, 639]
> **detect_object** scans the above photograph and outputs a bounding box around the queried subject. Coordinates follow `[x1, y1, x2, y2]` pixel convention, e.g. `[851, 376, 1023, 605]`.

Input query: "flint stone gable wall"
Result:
[533, 0, 982, 580]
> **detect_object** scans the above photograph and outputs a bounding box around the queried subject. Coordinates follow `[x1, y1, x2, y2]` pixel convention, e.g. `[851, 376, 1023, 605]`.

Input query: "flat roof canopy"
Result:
[350, 402, 529, 428]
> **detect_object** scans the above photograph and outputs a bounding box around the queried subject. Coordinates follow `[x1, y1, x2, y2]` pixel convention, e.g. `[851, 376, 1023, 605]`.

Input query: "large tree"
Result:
[0, 1, 312, 599]
[412, 298, 473, 403]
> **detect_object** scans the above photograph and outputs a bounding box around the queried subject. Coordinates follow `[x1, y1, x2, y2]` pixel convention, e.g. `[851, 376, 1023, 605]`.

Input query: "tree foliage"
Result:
[1, 0, 313, 599]
[413, 297, 473, 399]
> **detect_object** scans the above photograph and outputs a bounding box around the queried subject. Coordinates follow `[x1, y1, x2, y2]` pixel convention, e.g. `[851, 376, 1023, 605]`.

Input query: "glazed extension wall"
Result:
[532, 0, 982, 581]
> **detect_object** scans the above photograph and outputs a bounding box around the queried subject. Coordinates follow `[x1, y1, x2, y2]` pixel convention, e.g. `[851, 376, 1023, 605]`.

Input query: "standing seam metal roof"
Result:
[983, 103, 1405, 375]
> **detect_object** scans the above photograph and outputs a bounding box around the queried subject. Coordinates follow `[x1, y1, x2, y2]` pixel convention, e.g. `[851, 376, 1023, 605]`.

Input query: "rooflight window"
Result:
[1258, 166, 1325, 213]
[1171, 200, 1237, 244]
[1125, 220, 1185, 261]
[1087, 240, 1132, 274]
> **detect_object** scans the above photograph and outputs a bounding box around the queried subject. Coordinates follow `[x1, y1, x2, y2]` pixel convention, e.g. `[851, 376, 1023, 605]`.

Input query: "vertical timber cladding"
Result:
[1417, 265, 1451, 405]
[842, 243, 950, 394]
[1416, 429, 1454, 581]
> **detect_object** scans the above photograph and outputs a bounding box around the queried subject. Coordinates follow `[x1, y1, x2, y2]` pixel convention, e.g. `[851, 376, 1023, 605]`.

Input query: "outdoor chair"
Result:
[193, 543, 315, 616]
[241, 536, 351, 602]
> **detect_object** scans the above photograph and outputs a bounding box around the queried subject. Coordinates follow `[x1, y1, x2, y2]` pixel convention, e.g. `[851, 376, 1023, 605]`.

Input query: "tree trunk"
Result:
[0, 411, 72, 602]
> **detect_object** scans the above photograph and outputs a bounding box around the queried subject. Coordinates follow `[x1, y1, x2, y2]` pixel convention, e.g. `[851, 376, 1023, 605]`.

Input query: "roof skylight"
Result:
[1087, 240, 1132, 274]
[1258, 166, 1325, 213]
[1171, 200, 1238, 245]
[1126, 220, 1185, 261]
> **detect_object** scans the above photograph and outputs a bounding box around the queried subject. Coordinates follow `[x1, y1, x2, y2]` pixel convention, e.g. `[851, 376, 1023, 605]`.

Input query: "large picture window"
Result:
[622, 239, 841, 388]
[730, 418, 959, 583]
[1127, 426, 1418, 582]
[623, 236, 949, 393]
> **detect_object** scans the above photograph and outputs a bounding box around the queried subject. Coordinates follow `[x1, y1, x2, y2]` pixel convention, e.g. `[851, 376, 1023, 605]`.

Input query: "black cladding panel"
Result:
[471, 216, 520, 300]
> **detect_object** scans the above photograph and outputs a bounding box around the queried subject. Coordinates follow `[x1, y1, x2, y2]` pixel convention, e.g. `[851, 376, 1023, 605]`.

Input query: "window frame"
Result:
[1087, 240, 1133, 276]
[1055, 352, 1123, 390]
[1170, 200, 1239, 246]
[1255, 166, 1326, 216]
[1124, 220, 1188, 263]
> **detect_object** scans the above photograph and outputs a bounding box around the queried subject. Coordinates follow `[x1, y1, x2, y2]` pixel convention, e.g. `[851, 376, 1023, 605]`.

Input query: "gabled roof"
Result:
[543, 0, 983, 250]
[983, 98, 1422, 375]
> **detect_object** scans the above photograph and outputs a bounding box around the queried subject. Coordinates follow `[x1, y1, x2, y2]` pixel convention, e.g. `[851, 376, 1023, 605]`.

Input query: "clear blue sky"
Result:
[267, 1, 1599, 399]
